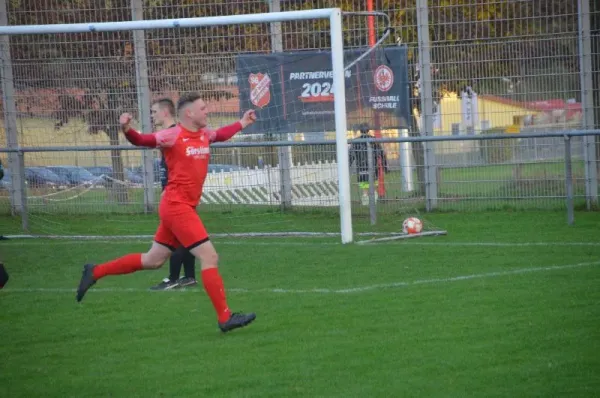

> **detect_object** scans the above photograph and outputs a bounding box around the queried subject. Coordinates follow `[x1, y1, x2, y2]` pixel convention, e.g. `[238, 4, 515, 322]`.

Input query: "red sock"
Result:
[201, 268, 231, 323]
[92, 253, 143, 280]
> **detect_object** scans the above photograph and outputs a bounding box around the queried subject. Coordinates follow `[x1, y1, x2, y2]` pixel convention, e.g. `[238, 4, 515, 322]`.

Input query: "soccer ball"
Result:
[402, 217, 423, 234]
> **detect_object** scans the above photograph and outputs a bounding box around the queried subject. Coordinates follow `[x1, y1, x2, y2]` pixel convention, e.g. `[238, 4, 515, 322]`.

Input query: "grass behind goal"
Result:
[1, 211, 599, 397]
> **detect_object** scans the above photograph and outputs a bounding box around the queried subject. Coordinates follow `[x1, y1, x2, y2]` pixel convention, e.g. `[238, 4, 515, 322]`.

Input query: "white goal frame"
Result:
[0, 8, 355, 244]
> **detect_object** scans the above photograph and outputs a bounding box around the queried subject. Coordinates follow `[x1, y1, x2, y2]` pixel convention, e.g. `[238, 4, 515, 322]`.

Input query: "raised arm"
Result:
[210, 121, 243, 143]
[123, 128, 157, 147]
[209, 110, 257, 143]
[119, 113, 156, 148]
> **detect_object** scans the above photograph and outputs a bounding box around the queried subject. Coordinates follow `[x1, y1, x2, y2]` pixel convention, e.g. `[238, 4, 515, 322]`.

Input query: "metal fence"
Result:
[2, 131, 599, 234]
[1, 0, 599, 233]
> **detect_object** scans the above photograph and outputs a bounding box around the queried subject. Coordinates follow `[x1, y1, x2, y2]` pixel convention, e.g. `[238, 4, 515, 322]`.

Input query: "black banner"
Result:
[235, 46, 410, 135]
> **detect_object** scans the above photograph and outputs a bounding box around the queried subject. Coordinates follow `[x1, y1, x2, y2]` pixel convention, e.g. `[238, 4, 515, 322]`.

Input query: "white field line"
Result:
[388, 241, 600, 247]
[1, 239, 338, 247]
[1, 239, 600, 247]
[2, 261, 599, 295]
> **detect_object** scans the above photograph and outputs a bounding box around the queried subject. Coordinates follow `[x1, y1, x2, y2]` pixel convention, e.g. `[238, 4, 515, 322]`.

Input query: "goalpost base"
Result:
[355, 230, 448, 244]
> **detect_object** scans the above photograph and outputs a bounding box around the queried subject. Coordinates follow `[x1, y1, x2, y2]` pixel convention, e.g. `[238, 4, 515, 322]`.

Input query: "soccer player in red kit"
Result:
[76, 92, 257, 333]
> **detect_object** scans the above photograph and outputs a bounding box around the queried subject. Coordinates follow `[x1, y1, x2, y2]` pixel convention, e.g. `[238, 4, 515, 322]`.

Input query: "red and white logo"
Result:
[249, 73, 271, 108]
[374, 65, 394, 92]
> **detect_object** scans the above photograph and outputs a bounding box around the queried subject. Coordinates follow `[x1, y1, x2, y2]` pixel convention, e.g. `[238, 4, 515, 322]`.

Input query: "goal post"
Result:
[0, 8, 355, 243]
[328, 9, 353, 244]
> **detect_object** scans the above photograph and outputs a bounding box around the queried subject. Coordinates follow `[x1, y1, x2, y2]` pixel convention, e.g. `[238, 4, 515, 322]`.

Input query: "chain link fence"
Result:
[0, 0, 598, 234]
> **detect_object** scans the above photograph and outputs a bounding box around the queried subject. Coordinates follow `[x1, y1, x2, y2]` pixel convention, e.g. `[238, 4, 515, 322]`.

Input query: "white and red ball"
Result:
[402, 217, 423, 234]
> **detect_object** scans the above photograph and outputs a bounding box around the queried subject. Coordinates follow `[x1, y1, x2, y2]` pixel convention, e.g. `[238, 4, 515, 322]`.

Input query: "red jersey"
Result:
[125, 122, 242, 207]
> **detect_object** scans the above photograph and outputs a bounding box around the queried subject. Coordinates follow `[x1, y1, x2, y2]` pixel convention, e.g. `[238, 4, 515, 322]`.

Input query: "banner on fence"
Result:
[235, 46, 411, 135]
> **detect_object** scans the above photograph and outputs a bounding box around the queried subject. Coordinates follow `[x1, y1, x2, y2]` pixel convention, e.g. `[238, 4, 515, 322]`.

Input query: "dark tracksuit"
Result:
[348, 133, 387, 185]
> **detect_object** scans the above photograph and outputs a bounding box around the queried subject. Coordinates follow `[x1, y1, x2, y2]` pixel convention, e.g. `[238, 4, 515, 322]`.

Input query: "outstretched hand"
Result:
[240, 109, 257, 129]
[119, 113, 133, 133]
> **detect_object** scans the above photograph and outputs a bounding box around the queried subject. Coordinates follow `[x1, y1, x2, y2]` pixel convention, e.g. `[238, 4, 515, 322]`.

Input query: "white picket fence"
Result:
[202, 161, 340, 206]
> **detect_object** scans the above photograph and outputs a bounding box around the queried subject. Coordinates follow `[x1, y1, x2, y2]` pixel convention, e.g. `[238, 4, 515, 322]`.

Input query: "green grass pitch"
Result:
[1, 211, 599, 397]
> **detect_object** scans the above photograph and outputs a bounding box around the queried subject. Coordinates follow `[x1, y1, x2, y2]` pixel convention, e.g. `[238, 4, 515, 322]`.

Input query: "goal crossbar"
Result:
[0, 8, 354, 244]
[0, 8, 339, 35]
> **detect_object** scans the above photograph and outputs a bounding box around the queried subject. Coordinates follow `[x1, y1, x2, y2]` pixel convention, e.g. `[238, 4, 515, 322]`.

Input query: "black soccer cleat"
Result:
[218, 312, 256, 333]
[177, 276, 198, 288]
[76, 264, 97, 302]
[150, 277, 180, 291]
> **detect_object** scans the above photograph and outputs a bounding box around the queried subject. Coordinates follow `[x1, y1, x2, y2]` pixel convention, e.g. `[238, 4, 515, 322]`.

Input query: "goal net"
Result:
[0, 8, 446, 244]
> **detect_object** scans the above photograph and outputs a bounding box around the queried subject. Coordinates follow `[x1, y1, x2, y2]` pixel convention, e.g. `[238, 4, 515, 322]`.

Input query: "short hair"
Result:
[177, 92, 202, 113]
[152, 98, 175, 116]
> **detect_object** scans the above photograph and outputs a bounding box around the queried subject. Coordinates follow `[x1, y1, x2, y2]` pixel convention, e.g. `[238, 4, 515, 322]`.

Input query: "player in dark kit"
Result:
[76, 93, 257, 333]
[137, 98, 197, 291]
[349, 125, 388, 204]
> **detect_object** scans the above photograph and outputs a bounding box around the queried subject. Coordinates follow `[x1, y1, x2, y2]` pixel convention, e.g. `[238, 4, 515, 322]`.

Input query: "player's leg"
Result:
[169, 247, 185, 281]
[187, 240, 255, 332]
[172, 210, 255, 332]
[358, 176, 369, 205]
[150, 245, 187, 290]
[188, 239, 226, 319]
[76, 241, 173, 302]
[76, 223, 177, 302]
[178, 249, 197, 287]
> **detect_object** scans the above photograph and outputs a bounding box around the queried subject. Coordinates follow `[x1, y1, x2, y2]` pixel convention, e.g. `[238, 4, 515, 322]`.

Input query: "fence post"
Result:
[367, 142, 377, 225]
[564, 136, 575, 225]
[17, 151, 28, 231]
[578, 0, 598, 208]
[0, 0, 26, 220]
[269, 0, 293, 210]
[416, 0, 438, 211]
[131, 0, 155, 213]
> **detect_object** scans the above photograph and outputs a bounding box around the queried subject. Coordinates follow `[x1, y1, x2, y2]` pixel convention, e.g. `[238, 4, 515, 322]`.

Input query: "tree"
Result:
[8, 0, 136, 202]
[47, 56, 137, 202]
